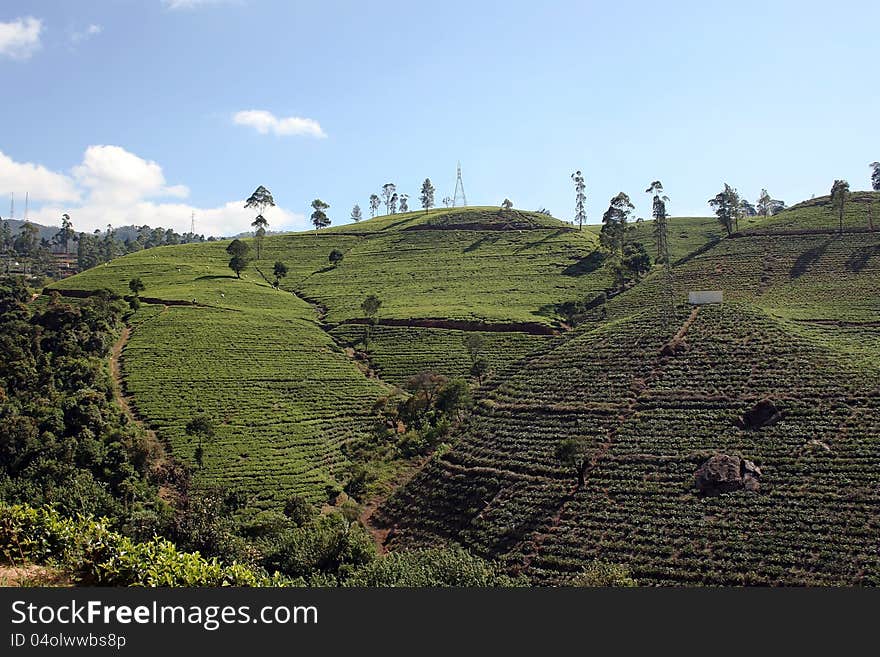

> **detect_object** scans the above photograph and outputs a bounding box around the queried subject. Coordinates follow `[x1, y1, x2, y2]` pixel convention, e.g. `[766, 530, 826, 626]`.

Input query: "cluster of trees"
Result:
[356, 179, 437, 222]
[598, 190, 652, 289]
[0, 213, 210, 278]
[0, 280, 177, 533]
[708, 185, 786, 236]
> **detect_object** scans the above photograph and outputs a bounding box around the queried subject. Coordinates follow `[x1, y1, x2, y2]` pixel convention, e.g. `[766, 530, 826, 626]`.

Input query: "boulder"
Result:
[739, 399, 783, 430]
[695, 454, 761, 495]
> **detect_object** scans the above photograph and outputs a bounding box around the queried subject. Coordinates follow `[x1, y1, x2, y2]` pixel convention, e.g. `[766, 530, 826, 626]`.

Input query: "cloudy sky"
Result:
[1, 0, 879, 236]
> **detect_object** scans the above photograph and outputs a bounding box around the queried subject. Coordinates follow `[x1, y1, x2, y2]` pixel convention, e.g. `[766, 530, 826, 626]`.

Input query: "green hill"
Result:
[44, 200, 880, 584]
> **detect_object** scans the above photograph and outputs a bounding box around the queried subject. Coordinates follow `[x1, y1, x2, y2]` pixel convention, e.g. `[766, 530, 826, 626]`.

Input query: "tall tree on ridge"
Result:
[245, 186, 274, 259]
[351, 204, 363, 223]
[369, 194, 380, 218]
[571, 170, 586, 230]
[830, 179, 850, 234]
[310, 199, 331, 235]
[646, 181, 669, 262]
[381, 183, 396, 215]
[399, 193, 409, 213]
[600, 192, 633, 253]
[871, 162, 880, 191]
[708, 184, 741, 237]
[420, 178, 435, 212]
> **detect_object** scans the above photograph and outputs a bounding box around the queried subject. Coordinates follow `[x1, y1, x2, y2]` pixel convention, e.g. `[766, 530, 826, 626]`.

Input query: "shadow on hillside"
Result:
[562, 251, 605, 277]
[464, 234, 502, 252]
[194, 274, 237, 281]
[790, 238, 833, 279]
[513, 228, 569, 253]
[381, 217, 420, 231]
[845, 245, 880, 273]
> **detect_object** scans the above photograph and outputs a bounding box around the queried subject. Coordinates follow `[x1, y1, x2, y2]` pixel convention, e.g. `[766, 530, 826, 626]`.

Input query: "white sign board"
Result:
[688, 290, 723, 305]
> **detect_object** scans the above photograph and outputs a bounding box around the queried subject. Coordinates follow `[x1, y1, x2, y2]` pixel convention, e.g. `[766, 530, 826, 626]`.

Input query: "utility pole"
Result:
[452, 162, 467, 208]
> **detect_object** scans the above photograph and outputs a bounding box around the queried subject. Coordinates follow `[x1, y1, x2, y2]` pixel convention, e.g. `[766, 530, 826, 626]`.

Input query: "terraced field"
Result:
[47, 207, 616, 503]
[377, 304, 880, 585]
[329, 325, 549, 387]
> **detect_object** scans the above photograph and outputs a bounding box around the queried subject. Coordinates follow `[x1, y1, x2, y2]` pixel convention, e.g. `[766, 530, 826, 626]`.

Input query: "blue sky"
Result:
[1, 0, 878, 236]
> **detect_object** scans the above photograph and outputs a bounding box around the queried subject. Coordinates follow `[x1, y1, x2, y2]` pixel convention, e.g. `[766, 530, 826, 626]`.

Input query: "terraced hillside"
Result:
[377, 303, 880, 585]
[47, 207, 622, 503]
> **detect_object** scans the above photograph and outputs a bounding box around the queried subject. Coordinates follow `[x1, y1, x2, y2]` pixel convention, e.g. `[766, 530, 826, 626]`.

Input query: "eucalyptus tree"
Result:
[420, 178, 435, 211]
[830, 179, 850, 233]
[571, 170, 586, 230]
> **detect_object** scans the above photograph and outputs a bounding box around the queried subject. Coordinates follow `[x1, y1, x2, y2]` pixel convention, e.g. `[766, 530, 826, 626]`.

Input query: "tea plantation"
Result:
[46, 197, 880, 584]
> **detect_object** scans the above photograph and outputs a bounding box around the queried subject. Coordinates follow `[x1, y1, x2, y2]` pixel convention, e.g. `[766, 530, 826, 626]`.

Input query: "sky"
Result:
[0, 0, 878, 236]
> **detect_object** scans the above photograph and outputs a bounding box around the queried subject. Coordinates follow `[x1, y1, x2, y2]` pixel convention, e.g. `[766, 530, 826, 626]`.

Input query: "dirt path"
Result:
[359, 455, 432, 554]
[109, 324, 166, 469]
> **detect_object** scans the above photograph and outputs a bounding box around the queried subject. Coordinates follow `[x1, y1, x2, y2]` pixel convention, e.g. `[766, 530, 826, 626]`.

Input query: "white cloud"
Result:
[0, 16, 43, 60]
[70, 23, 102, 45]
[0, 151, 80, 203]
[162, 0, 239, 10]
[2, 146, 307, 236]
[233, 110, 327, 138]
[72, 145, 189, 205]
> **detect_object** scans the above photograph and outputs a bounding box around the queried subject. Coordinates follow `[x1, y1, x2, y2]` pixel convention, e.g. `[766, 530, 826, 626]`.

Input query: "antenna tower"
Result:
[24, 192, 29, 221]
[452, 161, 467, 207]
[190, 211, 195, 235]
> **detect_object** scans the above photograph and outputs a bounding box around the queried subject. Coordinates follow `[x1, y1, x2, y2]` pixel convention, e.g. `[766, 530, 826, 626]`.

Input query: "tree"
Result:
[329, 249, 344, 266]
[251, 215, 268, 259]
[350, 204, 363, 223]
[555, 438, 589, 486]
[245, 185, 275, 216]
[463, 333, 485, 365]
[399, 193, 409, 213]
[646, 181, 669, 262]
[389, 193, 398, 214]
[310, 199, 331, 234]
[708, 184, 741, 237]
[361, 294, 381, 320]
[185, 413, 215, 469]
[381, 183, 396, 215]
[245, 187, 274, 258]
[442, 196, 452, 208]
[420, 179, 435, 212]
[501, 199, 513, 211]
[571, 170, 586, 230]
[756, 188, 773, 218]
[600, 192, 634, 253]
[226, 239, 251, 278]
[739, 199, 757, 217]
[54, 214, 75, 253]
[871, 162, 880, 191]
[830, 179, 850, 233]
[361, 294, 381, 345]
[369, 194, 381, 218]
[272, 261, 288, 287]
[621, 242, 651, 280]
[470, 358, 489, 385]
[128, 277, 145, 296]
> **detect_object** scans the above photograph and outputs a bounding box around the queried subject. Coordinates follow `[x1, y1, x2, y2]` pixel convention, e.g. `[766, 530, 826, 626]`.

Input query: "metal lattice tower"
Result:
[190, 211, 196, 235]
[452, 162, 467, 207]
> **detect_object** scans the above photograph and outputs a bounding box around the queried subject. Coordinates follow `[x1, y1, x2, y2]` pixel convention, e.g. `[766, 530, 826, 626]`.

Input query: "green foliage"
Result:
[0, 503, 292, 586]
[128, 277, 145, 296]
[708, 183, 741, 236]
[329, 249, 345, 266]
[345, 545, 524, 587]
[311, 199, 331, 232]
[226, 239, 251, 278]
[569, 562, 637, 587]
[600, 192, 634, 252]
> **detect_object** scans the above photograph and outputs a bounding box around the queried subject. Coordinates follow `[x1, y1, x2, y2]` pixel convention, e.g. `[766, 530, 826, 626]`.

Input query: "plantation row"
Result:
[598, 232, 880, 324]
[378, 304, 880, 585]
[122, 300, 390, 505]
[329, 324, 548, 386]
